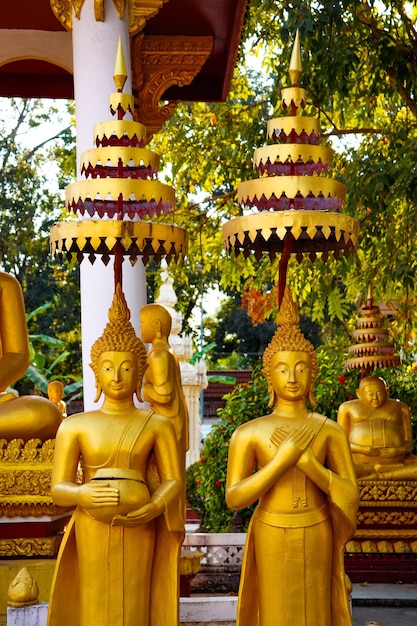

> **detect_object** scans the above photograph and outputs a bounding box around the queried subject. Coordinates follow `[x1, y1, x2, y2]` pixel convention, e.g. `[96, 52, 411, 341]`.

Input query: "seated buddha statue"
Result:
[0, 271, 61, 440]
[47, 285, 184, 626]
[337, 375, 417, 480]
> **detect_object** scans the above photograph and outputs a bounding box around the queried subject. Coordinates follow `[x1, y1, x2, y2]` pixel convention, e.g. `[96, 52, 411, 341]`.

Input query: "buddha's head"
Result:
[48, 380, 64, 403]
[357, 376, 388, 409]
[90, 285, 147, 402]
[262, 288, 318, 408]
[140, 303, 172, 344]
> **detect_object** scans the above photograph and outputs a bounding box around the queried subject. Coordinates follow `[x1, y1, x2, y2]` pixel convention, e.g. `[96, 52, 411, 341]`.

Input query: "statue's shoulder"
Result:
[232, 414, 273, 438]
[147, 345, 171, 360]
[58, 409, 100, 429]
[312, 412, 350, 440]
[0, 271, 21, 293]
[337, 398, 360, 412]
[147, 409, 173, 430]
[308, 411, 328, 423]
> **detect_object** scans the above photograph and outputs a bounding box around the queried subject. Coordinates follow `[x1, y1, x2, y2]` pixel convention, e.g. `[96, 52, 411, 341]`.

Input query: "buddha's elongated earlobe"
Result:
[267, 383, 276, 408]
[154, 319, 162, 339]
[136, 381, 143, 403]
[93, 383, 102, 403]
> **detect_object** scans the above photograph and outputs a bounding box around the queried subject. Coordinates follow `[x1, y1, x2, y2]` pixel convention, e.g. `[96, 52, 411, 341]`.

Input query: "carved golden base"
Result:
[0, 439, 72, 558]
[345, 479, 417, 582]
[0, 536, 62, 559]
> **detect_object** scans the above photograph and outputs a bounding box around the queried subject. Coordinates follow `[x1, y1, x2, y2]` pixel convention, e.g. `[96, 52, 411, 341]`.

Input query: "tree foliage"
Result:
[151, 0, 417, 344]
[0, 98, 81, 388]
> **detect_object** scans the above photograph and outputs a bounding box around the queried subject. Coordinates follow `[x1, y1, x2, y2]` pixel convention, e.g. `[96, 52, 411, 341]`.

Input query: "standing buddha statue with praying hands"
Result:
[226, 287, 359, 626]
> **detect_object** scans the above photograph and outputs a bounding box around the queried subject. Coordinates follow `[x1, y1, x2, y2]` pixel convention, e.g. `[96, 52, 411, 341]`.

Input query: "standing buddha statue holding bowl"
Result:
[47, 285, 184, 626]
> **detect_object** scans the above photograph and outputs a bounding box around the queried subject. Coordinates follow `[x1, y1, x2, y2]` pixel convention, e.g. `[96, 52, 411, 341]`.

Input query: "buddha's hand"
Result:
[272, 425, 314, 468]
[77, 482, 120, 508]
[112, 497, 164, 527]
[379, 447, 399, 457]
[366, 446, 381, 456]
[296, 445, 318, 472]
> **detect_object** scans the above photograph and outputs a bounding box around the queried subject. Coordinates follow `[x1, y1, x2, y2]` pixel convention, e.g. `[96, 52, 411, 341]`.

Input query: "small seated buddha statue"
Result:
[338, 375, 417, 480]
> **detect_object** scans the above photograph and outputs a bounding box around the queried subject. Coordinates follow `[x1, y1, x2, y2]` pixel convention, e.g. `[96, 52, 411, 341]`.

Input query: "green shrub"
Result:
[186, 364, 270, 532]
[314, 346, 361, 422]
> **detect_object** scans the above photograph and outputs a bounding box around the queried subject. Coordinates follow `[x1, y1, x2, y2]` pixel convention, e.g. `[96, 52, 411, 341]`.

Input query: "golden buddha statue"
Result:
[0, 271, 61, 440]
[140, 303, 189, 459]
[226, 287, 358, 626]
[338, 375, 417, 480]
[47, 381, 67, 419]
[47, 285, 184, 626]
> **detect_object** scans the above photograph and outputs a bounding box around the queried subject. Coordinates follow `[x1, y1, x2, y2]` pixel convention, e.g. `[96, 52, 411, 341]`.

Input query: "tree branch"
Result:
[23, 125, 73, 162]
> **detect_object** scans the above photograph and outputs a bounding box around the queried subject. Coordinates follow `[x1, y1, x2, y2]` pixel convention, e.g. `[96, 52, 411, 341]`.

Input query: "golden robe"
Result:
[235, 414, 358, 626]
[47, 410, 184, 626]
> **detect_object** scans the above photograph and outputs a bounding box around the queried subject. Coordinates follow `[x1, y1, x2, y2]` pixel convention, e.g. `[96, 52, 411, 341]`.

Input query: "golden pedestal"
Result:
[0, 439, 72, 624]
[0, 559, 56, 624]
[0, 438, 72, 558]
[345, 479, 417, 583]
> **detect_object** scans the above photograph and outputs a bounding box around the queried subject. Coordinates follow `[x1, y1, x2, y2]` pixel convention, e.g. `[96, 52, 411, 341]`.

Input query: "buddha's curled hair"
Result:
[90, 284, 147, 397]
[262, 287, 318, 407]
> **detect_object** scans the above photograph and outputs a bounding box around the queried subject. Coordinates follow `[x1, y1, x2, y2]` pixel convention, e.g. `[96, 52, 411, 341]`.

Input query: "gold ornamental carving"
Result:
[0, 438, 54, 464]
[359, 479, 417, 505]
[50, 0, 168, 33]
[346, 479, 417, 554]
[50, 220, 188, 266]
[0, 537, 62, 558]
[346, 537, 417, 553]
[132, 35, 213, 140]
[0, 439, 71, 517]
[129, 0, 169, 35]
[357, 510, 417, 526]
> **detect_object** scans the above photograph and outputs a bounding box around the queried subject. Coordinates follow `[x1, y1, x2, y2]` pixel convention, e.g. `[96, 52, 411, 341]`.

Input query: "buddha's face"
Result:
[97, 351, 139, 401]
[270, 351, 311, 403]
[358, 380, 387, 409]
[48, 384, 63, 402]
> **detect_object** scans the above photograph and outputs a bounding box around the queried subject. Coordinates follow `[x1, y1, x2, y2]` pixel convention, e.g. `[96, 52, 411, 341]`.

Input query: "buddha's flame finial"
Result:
[366, 284, 373, 308]
[113, 36, 127, 92]
[108, 282, 131, 324]
[277, 286, 300, 327]
[289, 30, 302, 86]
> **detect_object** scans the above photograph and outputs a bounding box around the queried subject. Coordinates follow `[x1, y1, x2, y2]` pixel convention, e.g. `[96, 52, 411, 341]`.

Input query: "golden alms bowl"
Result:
[87, 467, 150, 524]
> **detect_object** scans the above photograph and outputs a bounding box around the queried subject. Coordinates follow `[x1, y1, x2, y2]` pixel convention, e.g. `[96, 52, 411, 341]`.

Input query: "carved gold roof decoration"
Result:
[345, 286, 401, 372]
[50, 0, 168, 34]
[222, 31, 359, 269]
[132, 35, 213, 141]
[50, 39, 187, 271]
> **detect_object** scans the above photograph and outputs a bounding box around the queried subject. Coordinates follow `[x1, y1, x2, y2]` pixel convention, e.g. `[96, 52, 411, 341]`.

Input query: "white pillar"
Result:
[72, 0, 147, 409]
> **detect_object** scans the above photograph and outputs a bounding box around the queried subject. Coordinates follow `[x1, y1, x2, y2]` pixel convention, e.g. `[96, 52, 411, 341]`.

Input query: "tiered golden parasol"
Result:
[50, 39, 187, 287]
[222, 32, 359, 305]
[345, 286, 401, 374]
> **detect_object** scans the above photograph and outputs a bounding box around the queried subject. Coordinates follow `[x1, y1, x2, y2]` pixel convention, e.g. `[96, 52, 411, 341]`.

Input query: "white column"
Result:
[72, 0, 147, 409]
